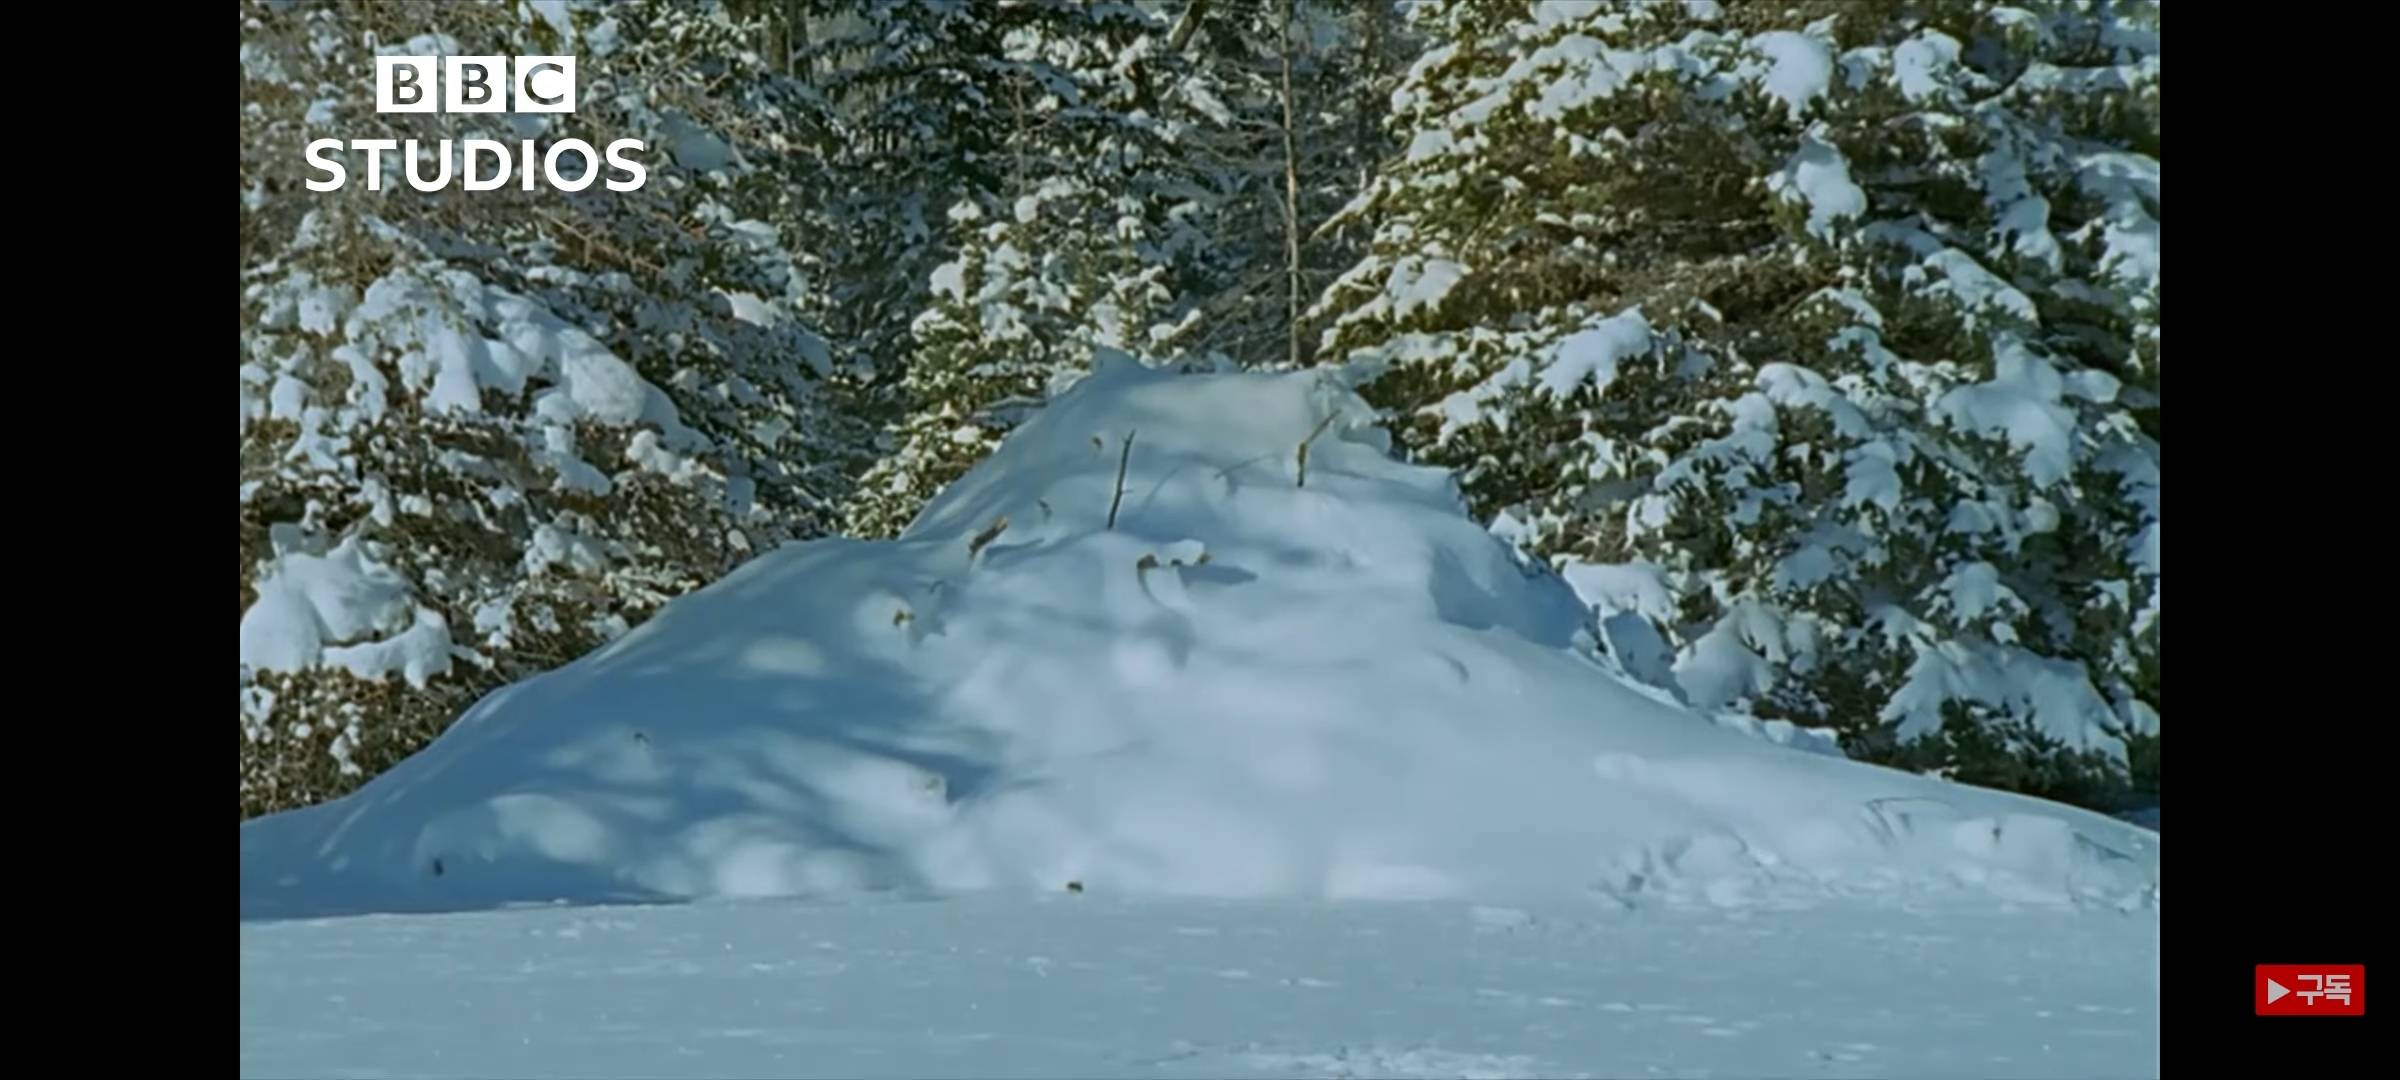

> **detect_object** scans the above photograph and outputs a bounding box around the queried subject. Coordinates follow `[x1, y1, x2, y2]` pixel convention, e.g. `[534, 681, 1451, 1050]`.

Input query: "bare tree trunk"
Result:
[1279, 0, 1304, 370]
[1356, 0, 1384, 190]
[748, 0, 791, 78]
[786, 0, 809, 81]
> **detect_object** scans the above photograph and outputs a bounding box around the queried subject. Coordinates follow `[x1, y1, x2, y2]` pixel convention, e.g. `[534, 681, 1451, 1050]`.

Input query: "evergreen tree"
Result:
[835, 1, 1208, 537]
[1314, 0, 2160, 809]
[238, 0, 870, 816]
[833, 0, 1419, 536]
[1169, 0, 1414, 371]
[791, 0, 1020, 378]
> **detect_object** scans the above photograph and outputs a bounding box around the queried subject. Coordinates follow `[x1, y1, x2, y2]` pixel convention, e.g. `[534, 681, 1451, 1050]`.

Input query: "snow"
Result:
[472, 598, 517, 644]
[1767, 134, 1866, 240]
[1455, 89, 1514, 129]
[1757, 362, 1869, 438]
[627, 429, 703, 481]
[242, 365, 2158, 1075]
[585, 14, 621, 56]
[1707, 712, 1842, 758]
[1538, 309, 1649, 397]
[1529, 1, 1601, 30]
[1385, 257, 1467, 319]
[1920, 249, 2039, 324]
[241, 538, 409, 671]
[1884, 640, 2127, 758]
[1940, 561, 2018, 623]
[243, 363, 2156, 926]
[663, 111, 734, 173]
[1891, 32, 1960, 103]
[1674, 619, 1777, 712]
[555, 337, 662, 427]
[349, 268, 697, 443]
[241, 537, 453, 685]
[323, 609, 454, 689]
[1811, 286, 1884, 328]
[2077, 152, 2161, 291]
[267, 375, 308, 421]
[1596, 610, 1681, 700]
[1434, 356, 1531, 438]
[295, 280, 351, 336]
[243, 892, 2158, 1079]
[527, 0, 577, 45]
[1560, 561, 1683, 698]
[391, 33, 463, 58]
[1935, 336, 2078, 488]
[1516, 35, 1631, 122]
[544, 425, 614, 494]
[1749, 32, 1834, 119]
[1987, 148, 2064, 266]
[524, 523, 612, 578]
[2064, 368, 2122, 403]
[1840, 439, 1904, 510]
[717, 289, 782, 328]
[1558, 560, 1676, 624]
[1775, 544, 1838, 589]
[929, 259, 968, 303]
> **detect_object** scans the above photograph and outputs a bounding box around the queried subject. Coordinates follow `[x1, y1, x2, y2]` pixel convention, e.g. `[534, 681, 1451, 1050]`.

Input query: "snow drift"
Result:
[240, 360, 2158, 919]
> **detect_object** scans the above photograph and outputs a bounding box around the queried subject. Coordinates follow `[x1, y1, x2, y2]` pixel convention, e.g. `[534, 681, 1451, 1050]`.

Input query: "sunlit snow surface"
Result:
[242, 892, 2158, 1079]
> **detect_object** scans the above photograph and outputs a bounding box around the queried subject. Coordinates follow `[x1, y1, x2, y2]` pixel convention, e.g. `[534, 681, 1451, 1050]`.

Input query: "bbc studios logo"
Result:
[303, 54, 649, 193]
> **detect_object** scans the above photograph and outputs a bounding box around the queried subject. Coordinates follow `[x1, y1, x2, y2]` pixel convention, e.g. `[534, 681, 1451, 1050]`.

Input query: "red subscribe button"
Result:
[2256, 964, 2365, 1016]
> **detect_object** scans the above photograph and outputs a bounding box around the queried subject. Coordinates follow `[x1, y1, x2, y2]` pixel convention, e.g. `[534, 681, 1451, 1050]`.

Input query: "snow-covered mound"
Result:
[241, 361, 2158, 919]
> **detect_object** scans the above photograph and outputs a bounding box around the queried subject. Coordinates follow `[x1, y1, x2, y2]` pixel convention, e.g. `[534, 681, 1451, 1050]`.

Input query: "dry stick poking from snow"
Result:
[1295, 412, 1338, 489]
[1107, 430, 1137, 530]
[967, 515, 1009, 562]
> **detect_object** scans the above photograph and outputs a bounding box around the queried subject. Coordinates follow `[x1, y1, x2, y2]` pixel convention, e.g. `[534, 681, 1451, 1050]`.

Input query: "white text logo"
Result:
[306, 54, 647, 193]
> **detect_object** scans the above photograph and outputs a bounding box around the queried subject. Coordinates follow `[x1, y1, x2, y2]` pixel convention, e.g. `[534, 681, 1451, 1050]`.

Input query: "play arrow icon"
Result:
[2267, 978, 2290, 1004]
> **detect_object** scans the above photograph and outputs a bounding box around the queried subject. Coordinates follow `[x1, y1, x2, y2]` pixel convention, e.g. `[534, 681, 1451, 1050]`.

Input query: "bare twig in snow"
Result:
[1107, 429, 1137, 530]
[968, 515, 1009, 561]
[1296, 412, 1338, 488]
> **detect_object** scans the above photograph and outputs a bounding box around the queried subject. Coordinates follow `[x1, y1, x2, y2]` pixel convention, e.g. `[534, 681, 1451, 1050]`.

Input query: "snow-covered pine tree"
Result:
[1166, 0, 1414, 371]
[1313, 0, 2159, 810]
[790, 0, 1022, 381]
[835, 1, 1210, 538]
[239, 0, 872, 816]
[832, 0, 1422, 536]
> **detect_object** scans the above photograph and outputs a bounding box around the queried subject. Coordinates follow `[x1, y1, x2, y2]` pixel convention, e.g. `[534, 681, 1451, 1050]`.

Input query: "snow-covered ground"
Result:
[241, 361, 2159, 1077]
[242, 892, 2158, 1079]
